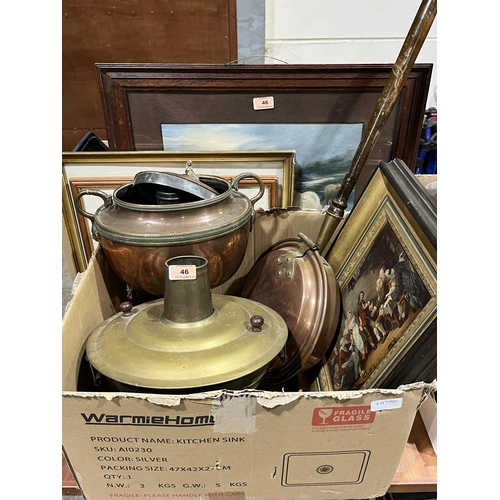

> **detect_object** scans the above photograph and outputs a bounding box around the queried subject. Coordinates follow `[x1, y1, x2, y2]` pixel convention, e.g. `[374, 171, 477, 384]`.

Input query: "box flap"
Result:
[62, 252, 115, 391]
[63, 382, 434, 499]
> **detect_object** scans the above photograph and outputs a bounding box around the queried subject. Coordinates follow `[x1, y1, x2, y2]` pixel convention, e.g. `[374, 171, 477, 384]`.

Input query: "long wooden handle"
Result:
[315, 0, 437, 252]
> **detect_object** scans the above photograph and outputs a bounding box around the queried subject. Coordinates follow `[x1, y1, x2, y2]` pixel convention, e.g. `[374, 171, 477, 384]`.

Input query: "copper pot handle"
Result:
[231, 172, 265, 205]
[74, 189, 112, 222]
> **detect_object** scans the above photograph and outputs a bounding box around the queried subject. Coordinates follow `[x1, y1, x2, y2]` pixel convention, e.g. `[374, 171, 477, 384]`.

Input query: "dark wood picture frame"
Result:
[96, 63, 432, 198]
[315, 158, 437, 390]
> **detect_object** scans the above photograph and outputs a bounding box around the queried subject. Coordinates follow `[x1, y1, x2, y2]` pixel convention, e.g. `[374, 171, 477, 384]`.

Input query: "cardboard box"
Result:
[62, 209, 435, 500]
[419, 391, 437, 455]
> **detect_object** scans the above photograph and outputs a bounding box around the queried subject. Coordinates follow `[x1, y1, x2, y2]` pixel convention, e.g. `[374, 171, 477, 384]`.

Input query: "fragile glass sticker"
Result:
[253, 96, 274, 110]
[168, 265, 197, 280]
[370, 398, 403, 412]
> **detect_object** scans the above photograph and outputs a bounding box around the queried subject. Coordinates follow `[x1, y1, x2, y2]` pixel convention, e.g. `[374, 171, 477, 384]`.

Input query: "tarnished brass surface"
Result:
[163, 256, 214, 323]
[86, 255, 288, 393]
[241, 235, 340, 383]
[85, 294, 288, 392]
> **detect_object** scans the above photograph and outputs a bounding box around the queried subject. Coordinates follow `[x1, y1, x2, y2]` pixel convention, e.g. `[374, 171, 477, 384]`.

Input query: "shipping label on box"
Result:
[63, 384, 431, 500]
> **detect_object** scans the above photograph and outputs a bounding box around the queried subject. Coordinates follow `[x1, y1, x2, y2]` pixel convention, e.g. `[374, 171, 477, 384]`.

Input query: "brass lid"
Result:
[86, 292, 288, 391]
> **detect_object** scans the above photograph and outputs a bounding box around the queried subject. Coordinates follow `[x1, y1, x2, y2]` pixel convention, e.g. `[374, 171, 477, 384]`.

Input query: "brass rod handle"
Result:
[315, 0, 437, 253]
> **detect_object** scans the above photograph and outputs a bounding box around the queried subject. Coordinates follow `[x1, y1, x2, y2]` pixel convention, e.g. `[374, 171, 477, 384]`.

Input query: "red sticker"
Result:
[312, 406, 375, 426]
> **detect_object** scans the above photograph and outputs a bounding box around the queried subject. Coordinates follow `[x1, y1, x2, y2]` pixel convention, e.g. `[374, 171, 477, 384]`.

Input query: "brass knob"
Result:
[120, 301, 134, 317]
[250, 315, 264, 332]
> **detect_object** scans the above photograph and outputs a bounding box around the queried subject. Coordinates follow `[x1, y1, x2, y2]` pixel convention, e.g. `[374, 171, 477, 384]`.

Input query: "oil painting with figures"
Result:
[326, 221, 432, 391]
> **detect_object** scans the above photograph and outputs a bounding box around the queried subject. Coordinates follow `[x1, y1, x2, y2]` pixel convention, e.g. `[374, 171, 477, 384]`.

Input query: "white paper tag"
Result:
[168, 265, 197, 280]
[370, 398, 403, 412]
[253, 96, 274, 110]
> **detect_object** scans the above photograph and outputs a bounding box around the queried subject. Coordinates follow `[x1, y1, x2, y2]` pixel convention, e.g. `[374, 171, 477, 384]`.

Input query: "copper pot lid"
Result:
[132, 169, 219, 204]
[241, 232, 340, 384]
[77, 172, 264, 247]
[86, 256, 288, 391]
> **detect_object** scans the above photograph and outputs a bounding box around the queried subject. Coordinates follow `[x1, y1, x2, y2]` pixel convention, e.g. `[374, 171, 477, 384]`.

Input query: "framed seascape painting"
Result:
[160, 122, 365, 210]
[316, 158, 437, 391]
[62, 151, 295, 274]
[96, 63, 432, 206]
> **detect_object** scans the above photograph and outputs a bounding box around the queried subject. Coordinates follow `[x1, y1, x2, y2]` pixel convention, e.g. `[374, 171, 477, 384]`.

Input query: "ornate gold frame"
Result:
[317, 159, 437, 390]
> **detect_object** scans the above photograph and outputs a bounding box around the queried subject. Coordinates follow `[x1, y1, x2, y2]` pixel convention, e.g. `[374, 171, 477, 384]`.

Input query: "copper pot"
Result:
[75, 171, 264, 295]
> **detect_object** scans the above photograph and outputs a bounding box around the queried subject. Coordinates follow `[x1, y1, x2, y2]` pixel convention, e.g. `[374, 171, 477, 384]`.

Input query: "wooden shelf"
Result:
[63, 410, 436, 496]
[62, 451, 80, 496]
[388, 411, 437, 493]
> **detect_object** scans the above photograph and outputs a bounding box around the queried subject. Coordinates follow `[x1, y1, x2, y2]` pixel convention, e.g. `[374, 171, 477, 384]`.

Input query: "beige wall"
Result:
[265, 0, 437, 109]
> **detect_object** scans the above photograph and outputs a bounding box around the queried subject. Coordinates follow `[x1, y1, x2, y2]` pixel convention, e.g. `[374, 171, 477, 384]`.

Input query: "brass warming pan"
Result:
[85, 256, 288, 393]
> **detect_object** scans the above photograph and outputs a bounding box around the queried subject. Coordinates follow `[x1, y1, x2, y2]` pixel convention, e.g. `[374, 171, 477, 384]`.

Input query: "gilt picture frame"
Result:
[62, 150, 295, 274]
[96, 63, 432, 201]
[316, 158, 437, 390]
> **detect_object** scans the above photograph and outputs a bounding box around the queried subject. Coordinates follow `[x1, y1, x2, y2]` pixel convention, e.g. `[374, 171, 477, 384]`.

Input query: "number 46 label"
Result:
[253, 96, 275, 110]
[169, 265, 197, 280]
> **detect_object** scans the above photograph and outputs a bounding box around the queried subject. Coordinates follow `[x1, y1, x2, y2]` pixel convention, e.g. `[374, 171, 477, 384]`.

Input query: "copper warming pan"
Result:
[241, 0, 437, 384]
[241, 232, 340, 384]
